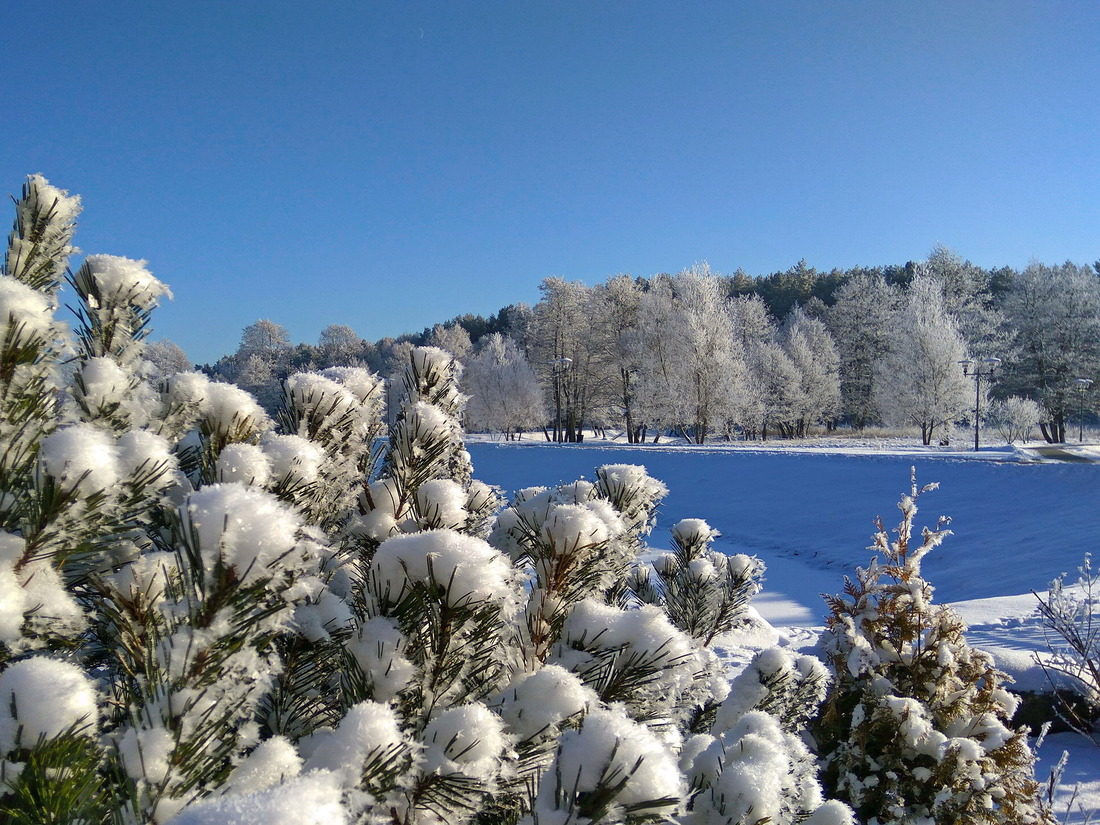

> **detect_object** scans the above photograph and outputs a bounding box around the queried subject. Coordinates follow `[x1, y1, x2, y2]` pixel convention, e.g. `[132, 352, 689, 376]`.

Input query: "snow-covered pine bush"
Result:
[815, 473, 1053, 825]
[490, 468, 667, 668]
[0, 175, 858, 825]
[0, 176, 80, 550]
[352, 346, 498, 555]
[274, 368, 385, 529]
[629, 518, 764, 646]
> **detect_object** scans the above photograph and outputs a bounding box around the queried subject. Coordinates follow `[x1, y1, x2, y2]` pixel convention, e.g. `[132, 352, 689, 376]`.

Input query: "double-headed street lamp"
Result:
[959, 357, 1001, 452]
[1073, 377, 1093, 442]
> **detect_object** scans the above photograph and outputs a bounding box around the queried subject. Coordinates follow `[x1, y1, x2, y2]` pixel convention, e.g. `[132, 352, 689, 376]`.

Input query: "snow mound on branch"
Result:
[370, 529, 518, 610]
[422, 703, 509, 781]
[181, 484, 302, 585]
[0, 657, 98, 751]
[216, 443, 273, 487]
[116, 428, 178, 487]
[261, 433, 324, 486]
[0, 275, 55, 342]
[415, 478, 468, 528]
[345, 616, 416, 702]
[302, 701, 409, 790]
[80, 254, 171, 307]
[165, 770, 346, 825]
[320, 366, 385, 404]
[544, 705, 684, 812]
[226, 736, 302, 794]
[493, 664, 597, 741]
[38, 422, 121, 496]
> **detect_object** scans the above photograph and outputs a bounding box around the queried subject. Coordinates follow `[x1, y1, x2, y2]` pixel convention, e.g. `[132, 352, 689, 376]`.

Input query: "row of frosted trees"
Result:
[486, 254, 1099, 445]
[197, 250, 1100, 445]
[0, 174, 1056, 824]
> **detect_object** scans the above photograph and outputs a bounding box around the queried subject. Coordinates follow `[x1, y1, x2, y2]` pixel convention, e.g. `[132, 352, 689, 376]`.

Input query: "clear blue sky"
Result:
[4, 1, 1098, 365]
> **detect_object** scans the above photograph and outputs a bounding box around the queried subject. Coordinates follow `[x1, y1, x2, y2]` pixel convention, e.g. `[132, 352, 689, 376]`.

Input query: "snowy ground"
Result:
[467, 435, 1100, 823]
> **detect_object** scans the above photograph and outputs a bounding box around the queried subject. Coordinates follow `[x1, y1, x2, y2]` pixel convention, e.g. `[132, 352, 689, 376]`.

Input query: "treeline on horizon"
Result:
[181, 245, 1100, 445]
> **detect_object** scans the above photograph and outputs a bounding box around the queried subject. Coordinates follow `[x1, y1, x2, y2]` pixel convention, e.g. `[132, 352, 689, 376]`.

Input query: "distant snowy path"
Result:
[468, 442, 1099, 606]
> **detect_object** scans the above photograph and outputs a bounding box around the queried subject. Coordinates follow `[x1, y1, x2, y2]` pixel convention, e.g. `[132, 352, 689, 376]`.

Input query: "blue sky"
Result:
[4, 1, 1098, 365]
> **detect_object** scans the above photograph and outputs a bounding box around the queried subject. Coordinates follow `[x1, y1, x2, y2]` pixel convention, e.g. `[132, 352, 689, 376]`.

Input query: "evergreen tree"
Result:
[816, 475, 1052, 825]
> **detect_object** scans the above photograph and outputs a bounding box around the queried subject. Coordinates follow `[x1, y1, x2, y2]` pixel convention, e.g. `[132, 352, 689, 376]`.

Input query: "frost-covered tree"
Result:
[781, 307, 841, 436]
[670, 265, 748, 443]
[596, 274, 646, 442]
[988, 396, 1041, 445]
[144, 339, 193, 380]
[826, 272, 898, 429]
[921, 244, 1008, 358]
[874, 277, 971, 445]
[996, 261, 1100, 443]
[427, 322, 473, 359]
[816, 476, 1053, 825]
[239, 318, 292, 360]
[631, 266, 747, 443]
[462, 332, 545, 439]
[629, 275, 684, 441]
[749, 341, 804, 440]
[531, 277, 615, 442]
[316, 323, 365, 367]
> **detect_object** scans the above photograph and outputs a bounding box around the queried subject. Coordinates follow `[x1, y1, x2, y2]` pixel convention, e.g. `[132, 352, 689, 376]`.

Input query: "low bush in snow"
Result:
[0, 175, 1052, 825]
[1035, 556, 1100, 745]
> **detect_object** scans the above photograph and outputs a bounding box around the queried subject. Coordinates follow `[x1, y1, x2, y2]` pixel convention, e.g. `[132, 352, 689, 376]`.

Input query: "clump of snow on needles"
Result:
[81, 254, 171, 308]
[0, 276, 56, 343]
[301, 701, 409, 791]
[180, 484, 301, 585]
[38, 422, 121, 496]
[492, 664, 597, 742]
[0, 657, 99, 751]
[164, 770, 346, 825]
[370, 529, 519, 610]
[539, 705, 684, 814]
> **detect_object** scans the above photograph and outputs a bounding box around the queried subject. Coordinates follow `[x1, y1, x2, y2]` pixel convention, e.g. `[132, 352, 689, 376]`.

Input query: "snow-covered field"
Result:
[468, 437, 1100, 823]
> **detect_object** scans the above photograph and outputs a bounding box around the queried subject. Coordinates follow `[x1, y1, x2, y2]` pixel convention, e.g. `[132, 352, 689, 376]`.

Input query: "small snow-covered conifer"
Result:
[815, 474, 1052, 825]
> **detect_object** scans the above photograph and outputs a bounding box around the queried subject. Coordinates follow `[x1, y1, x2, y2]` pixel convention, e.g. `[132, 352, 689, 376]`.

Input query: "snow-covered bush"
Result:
[629, 518, 764, 646]
[989, 396, 1042, 445]
[815, 474, 1053, 824]
[1035, 555, 1100, 742]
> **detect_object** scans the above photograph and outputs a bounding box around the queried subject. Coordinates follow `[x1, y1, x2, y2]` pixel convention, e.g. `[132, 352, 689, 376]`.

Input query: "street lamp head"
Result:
[959, 359, 974, 375]
[1074, 377, 1093, 389]
[982, 357, 1002, 368]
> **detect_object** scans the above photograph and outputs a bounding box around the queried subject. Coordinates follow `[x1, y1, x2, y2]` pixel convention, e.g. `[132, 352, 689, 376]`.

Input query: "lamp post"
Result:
[1073, 377, 1093, 442]
[959, 357, 1001, 452]
[550, 357, 572, 442]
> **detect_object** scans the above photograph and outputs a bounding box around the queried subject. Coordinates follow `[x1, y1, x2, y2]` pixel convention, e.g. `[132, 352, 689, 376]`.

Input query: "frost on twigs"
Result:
[1034, 554, 1100, 743]
[815, 472, 1052, 825]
